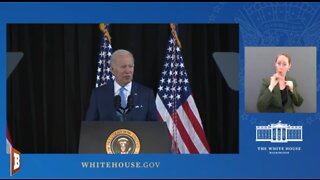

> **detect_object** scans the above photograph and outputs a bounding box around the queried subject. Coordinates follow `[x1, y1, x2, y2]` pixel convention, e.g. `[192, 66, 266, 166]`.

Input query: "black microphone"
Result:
[114, 95, 123, 114]
[125, 95, 134, 114]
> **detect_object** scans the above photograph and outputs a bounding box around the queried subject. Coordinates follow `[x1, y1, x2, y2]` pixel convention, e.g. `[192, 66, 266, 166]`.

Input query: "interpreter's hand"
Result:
[268, 73, 281, 92]
[285, 81, 294, 92]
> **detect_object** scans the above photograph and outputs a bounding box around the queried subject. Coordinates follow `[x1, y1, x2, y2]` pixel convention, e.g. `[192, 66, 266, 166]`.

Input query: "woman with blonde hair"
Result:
[257, 53, 303, 112]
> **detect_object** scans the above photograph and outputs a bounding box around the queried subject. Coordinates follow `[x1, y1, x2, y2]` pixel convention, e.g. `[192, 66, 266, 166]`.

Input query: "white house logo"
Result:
[106, 129, 141, 154]
[256, 121, 303, 143]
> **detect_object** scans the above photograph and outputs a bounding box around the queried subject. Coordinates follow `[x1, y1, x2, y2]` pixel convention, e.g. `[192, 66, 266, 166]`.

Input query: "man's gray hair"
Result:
[110, 49, 134, 65]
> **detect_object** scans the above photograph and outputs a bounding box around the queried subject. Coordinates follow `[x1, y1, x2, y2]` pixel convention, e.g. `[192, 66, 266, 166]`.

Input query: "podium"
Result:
[78, 121, 171, 154]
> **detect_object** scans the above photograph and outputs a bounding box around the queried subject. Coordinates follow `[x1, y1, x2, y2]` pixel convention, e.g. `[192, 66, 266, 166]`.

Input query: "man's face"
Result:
[111, 53, 134, 86]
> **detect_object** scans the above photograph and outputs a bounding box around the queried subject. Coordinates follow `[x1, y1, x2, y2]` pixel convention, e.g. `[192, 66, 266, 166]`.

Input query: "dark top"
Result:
[280, 87, 288, 106]
[257, 76, 304, 113]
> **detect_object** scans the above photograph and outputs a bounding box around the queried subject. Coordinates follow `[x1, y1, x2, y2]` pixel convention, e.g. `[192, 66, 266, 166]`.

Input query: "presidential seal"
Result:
[106, 129, 140, 154]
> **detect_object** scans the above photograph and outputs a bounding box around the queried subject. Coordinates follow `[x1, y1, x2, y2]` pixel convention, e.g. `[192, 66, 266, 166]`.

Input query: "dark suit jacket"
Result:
[257, 76, 303, 112]
[86, 82, 158, 121]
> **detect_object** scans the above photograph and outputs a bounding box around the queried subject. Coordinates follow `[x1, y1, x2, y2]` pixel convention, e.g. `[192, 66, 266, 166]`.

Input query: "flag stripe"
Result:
[177, 102, 208, 153]
[156, 97, 198, 154]
[182, 97, 210, 152]
[157, 88, 205, 154]
[188, 94, 203, 124]
[157, 111, 182, 154]
[156, 95, 189, 153]
[172, 111, 199, 153]
[157, 111, 164, 122]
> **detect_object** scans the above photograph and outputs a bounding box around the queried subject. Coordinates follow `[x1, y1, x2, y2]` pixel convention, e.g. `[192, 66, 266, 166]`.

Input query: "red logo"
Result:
[10, 147, 21, 176]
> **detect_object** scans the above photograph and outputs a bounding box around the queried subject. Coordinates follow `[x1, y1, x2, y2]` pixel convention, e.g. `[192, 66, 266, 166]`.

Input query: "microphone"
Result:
[125, 95, 134, 114]
[114, 95, 123, 114]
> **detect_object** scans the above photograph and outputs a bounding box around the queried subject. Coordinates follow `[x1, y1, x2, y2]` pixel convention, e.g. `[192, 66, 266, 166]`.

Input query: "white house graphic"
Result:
[256, 121, 303, 143]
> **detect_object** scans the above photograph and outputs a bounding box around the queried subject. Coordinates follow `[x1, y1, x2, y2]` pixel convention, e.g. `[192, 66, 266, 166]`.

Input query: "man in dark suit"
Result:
[86, 49, 158, 121]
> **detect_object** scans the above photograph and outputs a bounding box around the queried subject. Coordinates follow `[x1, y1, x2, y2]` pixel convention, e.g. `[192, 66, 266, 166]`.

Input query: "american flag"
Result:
[96, 23, 114, 87]
[156, 24, 210, 154]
